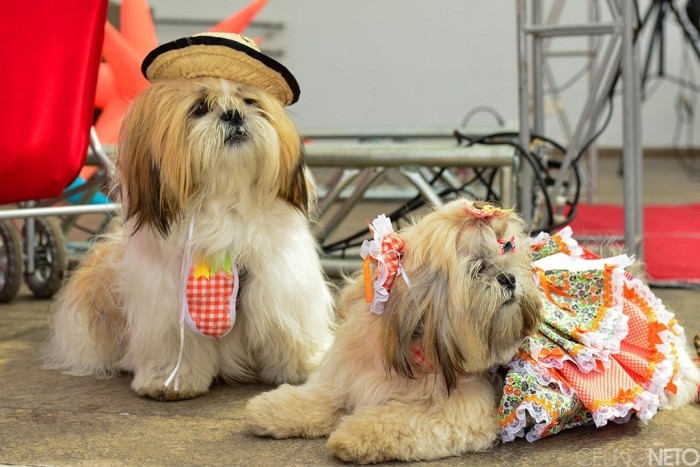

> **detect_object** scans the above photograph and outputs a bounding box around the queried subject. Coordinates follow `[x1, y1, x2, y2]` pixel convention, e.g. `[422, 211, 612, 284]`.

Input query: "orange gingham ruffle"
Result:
[380, 232, 405, 293]
[186, 270, 236, 338]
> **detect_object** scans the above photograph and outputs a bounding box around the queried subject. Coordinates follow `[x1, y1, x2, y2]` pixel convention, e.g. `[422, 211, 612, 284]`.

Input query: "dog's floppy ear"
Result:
[386, 274, 468, 393]
[421, 278, 469, 394]
[381, 217, 472, 394]
[279, 142, 311, 216]
[382, 275, 467, 394]
[382, 278, 423, 381]
[120, 154, 180, 237]
[117, 85, 183, 237]
[256, 91, 311, 215]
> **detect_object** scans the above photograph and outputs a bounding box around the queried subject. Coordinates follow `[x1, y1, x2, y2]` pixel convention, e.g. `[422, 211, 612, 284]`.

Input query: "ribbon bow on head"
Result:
[464, 202, 517, 256]
[498, 235, 516, 255]
[360, 214, 410, 314]
[463, 201, 512, 219]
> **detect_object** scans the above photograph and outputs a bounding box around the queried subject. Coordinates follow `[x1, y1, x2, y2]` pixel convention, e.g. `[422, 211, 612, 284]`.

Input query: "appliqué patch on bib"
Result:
[185, 256, 238, 338]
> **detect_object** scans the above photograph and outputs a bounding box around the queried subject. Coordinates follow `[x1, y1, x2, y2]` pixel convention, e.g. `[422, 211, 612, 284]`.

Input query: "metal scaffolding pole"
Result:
[621, 0, 644, 259]
[517, 0, 643, 259]
[517, 0, 534, 220]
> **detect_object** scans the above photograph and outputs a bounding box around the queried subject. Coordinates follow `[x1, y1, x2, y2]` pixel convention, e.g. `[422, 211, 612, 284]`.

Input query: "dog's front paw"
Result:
[131, 372, 209, 401]
[246, 384, 340, 438]
[327, 427, 396, 465]
[327, 404, 497, 463]
[134, 384, 204, 401]
[327, 410, 420, 465]
[245, 391, 292, 438]
[245, 386, 314, 438]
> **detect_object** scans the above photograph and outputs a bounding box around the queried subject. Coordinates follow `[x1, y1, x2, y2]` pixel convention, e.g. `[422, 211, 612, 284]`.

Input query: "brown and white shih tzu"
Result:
[43, 33, 334, 401]
[246, 198, 543, 463]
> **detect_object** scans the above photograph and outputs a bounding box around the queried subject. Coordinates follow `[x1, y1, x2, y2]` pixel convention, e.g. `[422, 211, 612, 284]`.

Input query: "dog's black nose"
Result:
[221, 110, 247, 143]
[497, 272, 516, 291]
[221, 109, 243, 125]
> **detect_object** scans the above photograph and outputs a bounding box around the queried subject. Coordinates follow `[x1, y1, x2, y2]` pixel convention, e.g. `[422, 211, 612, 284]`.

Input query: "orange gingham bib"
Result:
[185, 263, 238, 338]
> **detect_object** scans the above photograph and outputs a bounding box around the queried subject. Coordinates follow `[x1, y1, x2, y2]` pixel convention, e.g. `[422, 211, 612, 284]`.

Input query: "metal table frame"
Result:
[304, 140, 516, 274]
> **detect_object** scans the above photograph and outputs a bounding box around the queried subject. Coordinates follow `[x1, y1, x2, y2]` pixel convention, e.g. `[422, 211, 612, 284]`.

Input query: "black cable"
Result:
[545, 64, 592, 95]
[544, 1, 603, 96]
[460, 105, 506, 128]
[457, 128, 589, 232]
[324, 63, 619, 252]
[574, 91, 615, 165]
[671, 39, 700, 180]
[455, 130, 560, 229]
[658, 73, 700, 94]
[322, 167, 451, 254]
[322, 130, 558, 254]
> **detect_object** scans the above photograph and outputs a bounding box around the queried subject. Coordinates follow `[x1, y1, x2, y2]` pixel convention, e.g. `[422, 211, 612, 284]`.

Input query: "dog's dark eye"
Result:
[244, 98, 258, 107]
[472, 261, 487, 277]
[190, 100, 209, 118]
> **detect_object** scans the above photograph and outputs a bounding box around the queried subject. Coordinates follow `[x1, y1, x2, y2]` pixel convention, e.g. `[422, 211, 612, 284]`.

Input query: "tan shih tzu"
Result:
[43, 33, 334, 401]
[246, 198, 543, 463]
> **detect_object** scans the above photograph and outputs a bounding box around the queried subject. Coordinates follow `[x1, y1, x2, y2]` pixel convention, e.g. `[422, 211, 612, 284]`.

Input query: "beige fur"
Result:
[43, 77, 334, 401]
[246, 199, 543, 463]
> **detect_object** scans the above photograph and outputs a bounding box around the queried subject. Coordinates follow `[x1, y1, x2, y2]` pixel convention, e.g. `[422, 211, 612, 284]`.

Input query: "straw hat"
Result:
[141, 32, 300, 106]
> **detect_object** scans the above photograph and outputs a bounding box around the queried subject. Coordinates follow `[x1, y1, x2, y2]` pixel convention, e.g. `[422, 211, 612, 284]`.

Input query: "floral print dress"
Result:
[499, 227, 691, 442]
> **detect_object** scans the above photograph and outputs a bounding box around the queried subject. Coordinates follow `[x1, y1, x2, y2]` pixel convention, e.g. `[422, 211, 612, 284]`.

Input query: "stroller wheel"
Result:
[0, 219, 22, 303]
[22, 218, 67, 299]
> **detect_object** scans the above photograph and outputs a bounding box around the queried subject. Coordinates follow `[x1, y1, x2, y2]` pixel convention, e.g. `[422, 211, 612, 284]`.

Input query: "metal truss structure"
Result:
[516, 0, 644, 259]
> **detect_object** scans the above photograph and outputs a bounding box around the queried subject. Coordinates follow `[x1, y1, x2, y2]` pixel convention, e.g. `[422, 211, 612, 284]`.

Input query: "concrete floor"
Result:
[1, 154, 699, 466]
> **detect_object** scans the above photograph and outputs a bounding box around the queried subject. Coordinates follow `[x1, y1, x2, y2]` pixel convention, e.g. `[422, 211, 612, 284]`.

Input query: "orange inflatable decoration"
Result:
[93, 0, 269, 146]
[94, 21, 150, 145]
[211, 0, 269, 33]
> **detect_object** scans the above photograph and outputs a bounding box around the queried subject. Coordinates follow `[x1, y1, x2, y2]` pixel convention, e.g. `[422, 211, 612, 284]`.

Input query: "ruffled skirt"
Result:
[499, 227, 692, 442]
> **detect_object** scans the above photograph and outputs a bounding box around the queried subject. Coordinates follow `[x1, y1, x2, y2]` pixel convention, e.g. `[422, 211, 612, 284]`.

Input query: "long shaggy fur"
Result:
[245, 199, 543, 463]
[43, 77, 334, 401]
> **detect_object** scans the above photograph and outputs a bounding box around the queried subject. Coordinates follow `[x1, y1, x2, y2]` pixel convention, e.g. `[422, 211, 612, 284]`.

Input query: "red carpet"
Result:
[566, 204, 700, 286]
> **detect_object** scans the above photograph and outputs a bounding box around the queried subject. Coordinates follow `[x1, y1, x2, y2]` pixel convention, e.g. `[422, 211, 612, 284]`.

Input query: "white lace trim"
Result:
[623, 274, 689, 401]
[575, 265, 629, 364]
[500, 399, 556, 443]
[522, 336, 596, 372]
[526, 310, 628, 375]
[529, 259, 637, 375]
[528, 227, 583, 258]
[527, 231, 550, 248]
[359, 214, 410, 314]
[554, 226, 584, 257]
[509, 357, 575, 396]
[532, 252, 634, 273]
[591, 389, 660, 427]
[501, 374, 662, 442]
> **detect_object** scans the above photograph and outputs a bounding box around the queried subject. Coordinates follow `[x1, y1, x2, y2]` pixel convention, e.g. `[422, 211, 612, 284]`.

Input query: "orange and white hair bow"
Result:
[360, 214, 411, 314]
[463, 202, 512, 219]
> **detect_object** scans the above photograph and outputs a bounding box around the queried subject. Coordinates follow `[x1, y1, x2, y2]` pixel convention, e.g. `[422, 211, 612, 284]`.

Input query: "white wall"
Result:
[143, 0, 698, 148]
